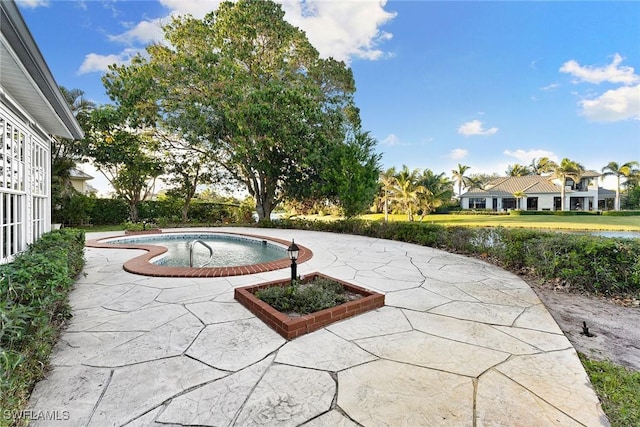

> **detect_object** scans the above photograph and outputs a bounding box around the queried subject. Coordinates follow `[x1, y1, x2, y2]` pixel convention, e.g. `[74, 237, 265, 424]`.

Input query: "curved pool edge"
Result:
[85, 231, 313, 278]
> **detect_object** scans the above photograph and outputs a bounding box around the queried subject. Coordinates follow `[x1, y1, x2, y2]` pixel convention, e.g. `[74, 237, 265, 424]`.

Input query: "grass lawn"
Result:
[357, 213, 640, 231]
[580, 355, 640, 427]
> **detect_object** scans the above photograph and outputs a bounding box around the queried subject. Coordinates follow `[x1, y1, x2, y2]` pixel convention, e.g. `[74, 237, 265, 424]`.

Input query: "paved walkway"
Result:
[28, 228, 609, 426]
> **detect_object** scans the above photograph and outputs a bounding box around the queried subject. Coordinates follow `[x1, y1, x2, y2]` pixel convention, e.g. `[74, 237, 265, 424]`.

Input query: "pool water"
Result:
[105, 234, 286, 268]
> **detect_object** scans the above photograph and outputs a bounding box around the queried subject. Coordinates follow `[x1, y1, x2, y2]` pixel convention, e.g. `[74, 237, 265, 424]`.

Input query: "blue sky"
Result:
[17, 0, 640, 193]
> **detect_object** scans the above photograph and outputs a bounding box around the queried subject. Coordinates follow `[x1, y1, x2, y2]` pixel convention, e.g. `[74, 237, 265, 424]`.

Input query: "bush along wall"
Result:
[258, 219, 640, 295]
[0, 229, 85, 418]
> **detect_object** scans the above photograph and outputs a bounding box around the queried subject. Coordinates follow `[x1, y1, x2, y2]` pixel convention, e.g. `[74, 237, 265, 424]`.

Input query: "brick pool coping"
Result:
[85, 231, 313, 278]
[234, 272, 385, 340]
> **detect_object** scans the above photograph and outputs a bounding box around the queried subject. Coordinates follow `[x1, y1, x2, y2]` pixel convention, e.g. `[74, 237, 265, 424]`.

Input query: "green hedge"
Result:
[602, 210, 640, 216]
[510, 210, 602, 216]
[85, 199, 247, 225]
[0, 229, 85, 419]
[258, 219, 640, 295]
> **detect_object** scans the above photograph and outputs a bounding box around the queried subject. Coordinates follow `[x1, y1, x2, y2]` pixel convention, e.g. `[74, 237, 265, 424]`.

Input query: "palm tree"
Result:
[416, 169, 453, 220]
[506, 164, 531, 177]
[530, 157, 555, 175]
[551, 158, 584, 211]
[601, 161, 640, 211]
[392, 165, 425, 221]
[451, 163, 471, 199]
[513, 190, 526, 210]
[379, 167, 397, 222]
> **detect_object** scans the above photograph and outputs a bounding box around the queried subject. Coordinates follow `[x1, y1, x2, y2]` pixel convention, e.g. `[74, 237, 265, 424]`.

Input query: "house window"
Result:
[31, 141, 48, 240]
[526, 197, 538, 211]
[469, 198, 486, 209]
[502, 198, 517, 210]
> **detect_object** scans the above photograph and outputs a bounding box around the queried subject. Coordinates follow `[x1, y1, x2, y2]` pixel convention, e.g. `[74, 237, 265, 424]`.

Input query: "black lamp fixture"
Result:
[287, 239, 299, 284]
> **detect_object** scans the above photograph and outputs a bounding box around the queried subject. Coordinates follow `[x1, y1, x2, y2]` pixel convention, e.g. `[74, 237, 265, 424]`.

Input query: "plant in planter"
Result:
[255, 276, 350, 316]
[234, 272, 384, 339]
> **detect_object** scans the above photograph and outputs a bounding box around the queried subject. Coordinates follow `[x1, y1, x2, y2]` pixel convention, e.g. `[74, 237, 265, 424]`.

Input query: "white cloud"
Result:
[560, 54, 639, 85]
[80, 0, 395, 75]
[78, 49, 139, 74]
[457, 120, 498, 136]
[381, 134, 399, 146]
[541, 83, 559, 91]
[275, 0, 397, 63]
[450, 148, 468, 160]
[579, 84, 640, 122]
[159, 0, 222, 18]
[503, 149, 557, 164]
[109, 18, 167, 45]
[15, 0, 49, 8]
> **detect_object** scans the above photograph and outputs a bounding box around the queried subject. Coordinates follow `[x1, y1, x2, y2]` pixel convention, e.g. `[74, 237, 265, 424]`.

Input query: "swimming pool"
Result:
[87, 231, 313, 278]
[104, 233, 286, 267]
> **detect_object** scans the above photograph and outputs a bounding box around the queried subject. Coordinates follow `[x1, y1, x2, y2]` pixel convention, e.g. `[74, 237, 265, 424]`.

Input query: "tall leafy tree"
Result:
[320, 131, 381, 217]
[81, 105, 164, 222]
[601, 161, 640, 211]
[52, 87, 95, 223]
[451, 164, 471, 198]
[550, 158, 584, 211]
[52, 88, 95, 190]
[103, 0, 374, 221]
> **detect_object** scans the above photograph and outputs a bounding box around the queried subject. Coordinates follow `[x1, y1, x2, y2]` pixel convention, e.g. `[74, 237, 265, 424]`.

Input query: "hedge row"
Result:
[258, 219, 640, 295]
[510, 210, 599, 216]
[69, 198, 250, 225]
[601, 210, 640, 216]
[0, 229, 85, 419]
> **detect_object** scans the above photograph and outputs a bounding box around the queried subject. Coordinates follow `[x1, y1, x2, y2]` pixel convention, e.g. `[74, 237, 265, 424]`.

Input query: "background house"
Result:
[0, 0, 83, 263]
[69, 168, 97, 195]
[459, 172, 615, 212]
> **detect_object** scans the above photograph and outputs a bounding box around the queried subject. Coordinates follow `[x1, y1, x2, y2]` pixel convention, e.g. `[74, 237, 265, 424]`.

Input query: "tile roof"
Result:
[466, 175, 561, 196]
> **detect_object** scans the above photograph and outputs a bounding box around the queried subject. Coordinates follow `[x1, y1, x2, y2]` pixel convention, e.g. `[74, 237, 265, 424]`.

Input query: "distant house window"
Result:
[469, 198, 486, 209]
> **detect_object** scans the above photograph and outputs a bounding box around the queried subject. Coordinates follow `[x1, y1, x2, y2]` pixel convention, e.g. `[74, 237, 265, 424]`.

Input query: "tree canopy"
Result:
[103, 0, 379, 220]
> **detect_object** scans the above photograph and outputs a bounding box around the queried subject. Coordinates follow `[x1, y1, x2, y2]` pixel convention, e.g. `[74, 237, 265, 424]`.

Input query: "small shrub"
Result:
[0, 229, 85, 418]
[255, 277, 348, 314]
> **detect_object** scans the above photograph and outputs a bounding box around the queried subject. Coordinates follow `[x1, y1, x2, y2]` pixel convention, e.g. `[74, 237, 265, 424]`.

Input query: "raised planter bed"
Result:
[234, 272, 384, 340]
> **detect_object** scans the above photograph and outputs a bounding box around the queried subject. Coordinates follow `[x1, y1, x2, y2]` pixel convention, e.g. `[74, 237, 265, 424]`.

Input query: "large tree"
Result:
[81, 105, 164, 222]
[103, 0, 375, 221]
[601, 161, 640, 211]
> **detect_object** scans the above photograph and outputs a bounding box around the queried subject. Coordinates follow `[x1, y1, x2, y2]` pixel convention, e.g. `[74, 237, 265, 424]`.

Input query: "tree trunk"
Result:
[129, 202, 139, 222]
[182, 195, 192, 222]
[255, 194, 274, 222]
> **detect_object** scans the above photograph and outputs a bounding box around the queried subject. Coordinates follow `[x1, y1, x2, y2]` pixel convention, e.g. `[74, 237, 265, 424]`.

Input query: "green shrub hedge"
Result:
[0, 229, 85, 419]
[602, 210, 640, 216]
[258, 219, 640, 295]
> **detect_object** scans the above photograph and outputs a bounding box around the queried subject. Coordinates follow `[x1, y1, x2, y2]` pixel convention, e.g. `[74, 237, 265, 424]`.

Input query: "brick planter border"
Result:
[86, 231, 312, 278]
[234, 272, 385, 340]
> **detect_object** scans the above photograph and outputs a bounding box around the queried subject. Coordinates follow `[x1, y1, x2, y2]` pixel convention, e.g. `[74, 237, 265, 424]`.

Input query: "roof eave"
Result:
[0, 1, 83, 140]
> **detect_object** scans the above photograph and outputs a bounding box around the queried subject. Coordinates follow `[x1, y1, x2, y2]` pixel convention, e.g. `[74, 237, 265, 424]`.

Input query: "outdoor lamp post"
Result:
[287, 239, 299, 284]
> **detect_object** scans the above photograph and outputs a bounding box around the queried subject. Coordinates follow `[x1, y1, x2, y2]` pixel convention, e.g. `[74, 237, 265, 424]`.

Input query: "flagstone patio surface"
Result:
[28, 227, 609, 426]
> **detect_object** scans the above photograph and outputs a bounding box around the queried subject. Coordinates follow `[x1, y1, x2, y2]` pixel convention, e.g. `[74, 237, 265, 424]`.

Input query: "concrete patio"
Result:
[28, 227, 609, 426]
